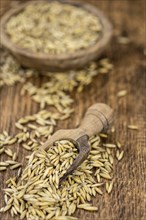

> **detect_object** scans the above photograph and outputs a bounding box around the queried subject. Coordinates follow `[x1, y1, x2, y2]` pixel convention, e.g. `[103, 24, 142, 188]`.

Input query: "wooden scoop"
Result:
[42, 103, 114, 185]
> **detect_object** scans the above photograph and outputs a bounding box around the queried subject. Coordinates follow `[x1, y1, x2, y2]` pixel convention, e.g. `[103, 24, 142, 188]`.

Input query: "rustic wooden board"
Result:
[0, 0, 145, 220]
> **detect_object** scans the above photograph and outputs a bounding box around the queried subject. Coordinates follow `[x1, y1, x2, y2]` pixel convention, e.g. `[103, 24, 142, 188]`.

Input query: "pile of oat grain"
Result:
[0, 136, 124, 220]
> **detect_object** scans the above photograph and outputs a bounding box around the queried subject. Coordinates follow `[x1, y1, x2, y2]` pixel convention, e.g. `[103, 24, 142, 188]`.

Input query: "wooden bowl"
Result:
[0, 0, 113, 71]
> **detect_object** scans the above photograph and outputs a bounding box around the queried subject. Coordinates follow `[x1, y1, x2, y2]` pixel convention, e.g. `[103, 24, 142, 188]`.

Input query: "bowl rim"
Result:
[0, 0, 113, 61]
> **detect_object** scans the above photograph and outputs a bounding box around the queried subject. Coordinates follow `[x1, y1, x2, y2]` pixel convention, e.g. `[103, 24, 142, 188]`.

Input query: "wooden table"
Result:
[0, 0, 145, 220]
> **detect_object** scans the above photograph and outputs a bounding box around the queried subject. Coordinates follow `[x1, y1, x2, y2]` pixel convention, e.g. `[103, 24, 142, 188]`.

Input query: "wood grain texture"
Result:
[0, 0, 145, 220]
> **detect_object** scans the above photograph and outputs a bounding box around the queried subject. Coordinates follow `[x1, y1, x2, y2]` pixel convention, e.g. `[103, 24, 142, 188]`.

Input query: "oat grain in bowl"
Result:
[5, 1, 102, 54]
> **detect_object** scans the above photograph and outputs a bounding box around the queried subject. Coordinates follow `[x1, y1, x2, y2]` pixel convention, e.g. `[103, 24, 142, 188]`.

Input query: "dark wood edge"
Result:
[0, 0, 113, 61]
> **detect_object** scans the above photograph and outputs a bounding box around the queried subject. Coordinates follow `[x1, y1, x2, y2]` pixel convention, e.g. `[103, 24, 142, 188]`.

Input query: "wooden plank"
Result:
[0, 0, 145, 220]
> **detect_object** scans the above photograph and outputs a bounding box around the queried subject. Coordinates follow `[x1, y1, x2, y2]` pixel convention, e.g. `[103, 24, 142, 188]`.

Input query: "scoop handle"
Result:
[42, 103, 114, 151]
[78, 103, 114, 138]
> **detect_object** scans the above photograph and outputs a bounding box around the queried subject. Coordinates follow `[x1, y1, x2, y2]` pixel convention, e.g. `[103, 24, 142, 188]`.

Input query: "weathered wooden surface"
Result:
[0, 0, 145, 220]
